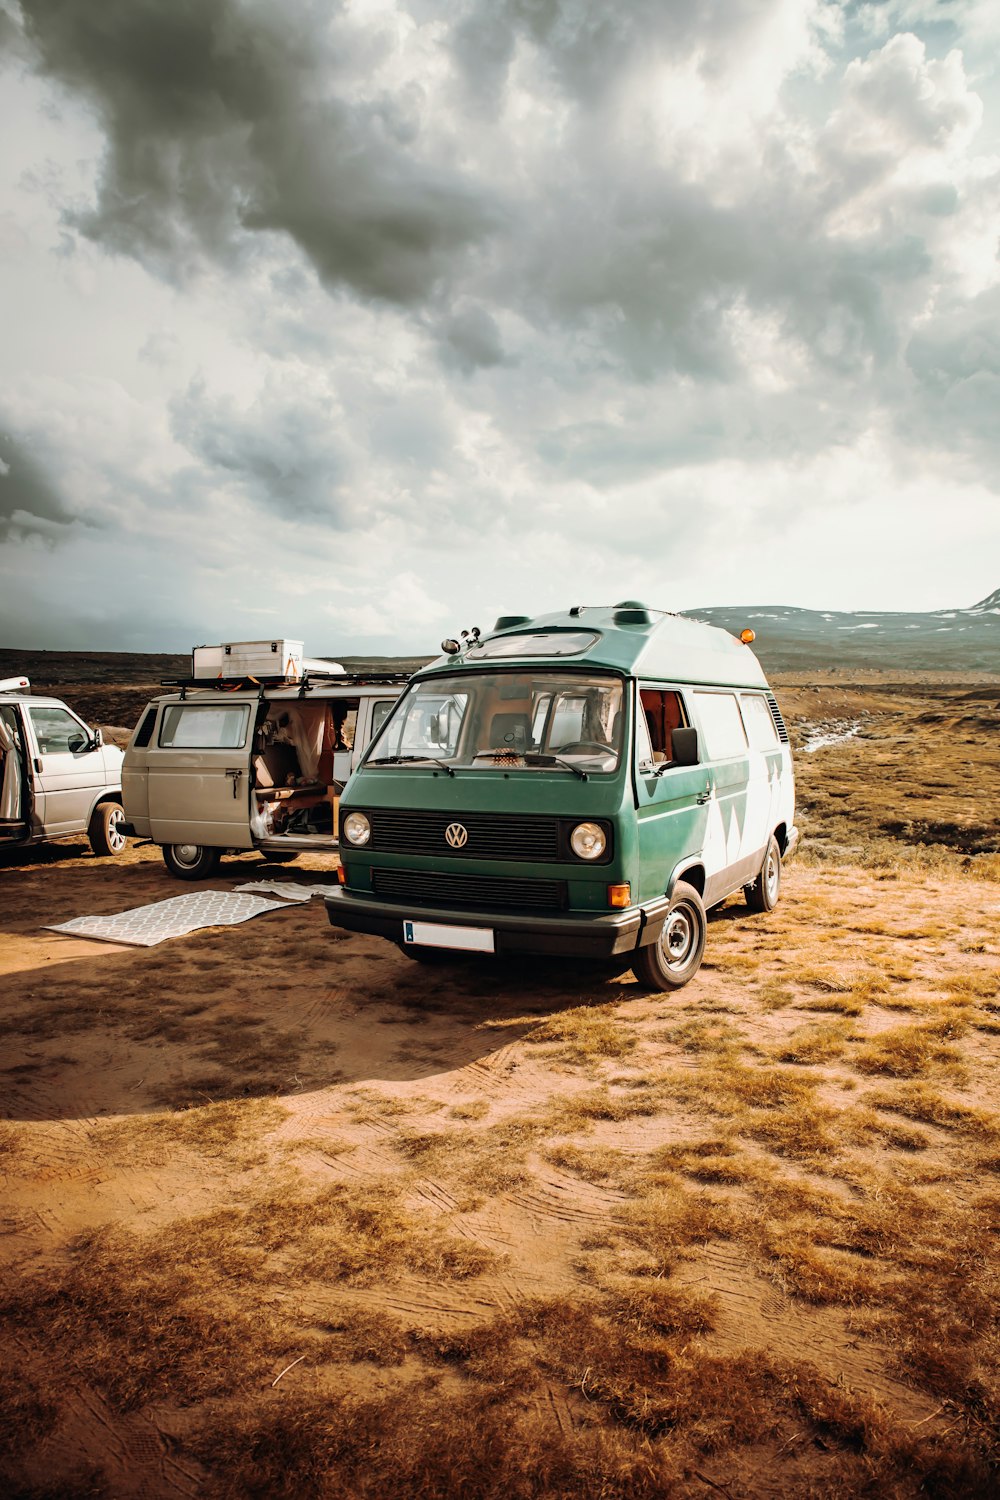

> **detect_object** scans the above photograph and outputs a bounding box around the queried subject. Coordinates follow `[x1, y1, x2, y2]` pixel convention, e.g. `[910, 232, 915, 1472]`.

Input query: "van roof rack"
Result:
[159, 669, 412, 698]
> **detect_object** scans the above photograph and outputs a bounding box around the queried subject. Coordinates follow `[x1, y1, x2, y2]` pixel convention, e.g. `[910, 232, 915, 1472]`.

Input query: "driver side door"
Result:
[26, 704, 104, 833]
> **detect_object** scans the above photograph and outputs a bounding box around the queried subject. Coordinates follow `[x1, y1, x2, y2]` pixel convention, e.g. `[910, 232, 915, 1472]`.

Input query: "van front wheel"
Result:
[744, 835, 781, 913]
[632, 882, 706, 992]
[163, 843, 221, 880]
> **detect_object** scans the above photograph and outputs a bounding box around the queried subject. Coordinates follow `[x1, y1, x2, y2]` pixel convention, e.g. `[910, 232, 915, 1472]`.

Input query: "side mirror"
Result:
[67, 732, 88, 753]
[91, 727, 104, 749]
[671, 727, 699, 766]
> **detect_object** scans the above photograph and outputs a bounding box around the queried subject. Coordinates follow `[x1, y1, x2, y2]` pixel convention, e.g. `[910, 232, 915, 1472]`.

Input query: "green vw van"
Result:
[324, 602, 798, 990]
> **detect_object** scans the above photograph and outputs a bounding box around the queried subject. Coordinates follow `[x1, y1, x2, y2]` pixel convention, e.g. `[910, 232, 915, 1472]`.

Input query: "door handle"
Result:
[225, 768, 243, 799]
[696, 789, 711, 804]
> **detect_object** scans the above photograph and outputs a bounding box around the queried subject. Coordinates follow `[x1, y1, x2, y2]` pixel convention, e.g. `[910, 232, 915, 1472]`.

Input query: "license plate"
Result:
[403, 920, 495, 954]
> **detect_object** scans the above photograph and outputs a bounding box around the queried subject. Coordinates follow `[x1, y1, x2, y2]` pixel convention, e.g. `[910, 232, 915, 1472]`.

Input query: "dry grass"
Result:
[191, 1385, 686, 1500]
[524, 1004, 636, 1064]
[865, 1082, 1000, 1138]
[853, 1021, 965, 1078]
[0, 1178, 503, 1414]
[85, 1098, 289, 1167]
[2, 680, 999, 1498]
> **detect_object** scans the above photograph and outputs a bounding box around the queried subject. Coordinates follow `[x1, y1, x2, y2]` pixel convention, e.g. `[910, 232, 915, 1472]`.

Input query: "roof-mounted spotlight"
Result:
[441, 638, 461, 655]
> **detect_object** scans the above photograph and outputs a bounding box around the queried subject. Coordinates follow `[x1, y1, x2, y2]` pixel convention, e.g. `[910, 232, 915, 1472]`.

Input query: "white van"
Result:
[123, 673, 407, 878]
[0, 678, 127, 856]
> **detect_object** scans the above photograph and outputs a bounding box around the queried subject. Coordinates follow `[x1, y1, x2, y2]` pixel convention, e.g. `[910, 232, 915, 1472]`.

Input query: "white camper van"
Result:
[122, 641, 407, 878]
[0, 677, 128, 856]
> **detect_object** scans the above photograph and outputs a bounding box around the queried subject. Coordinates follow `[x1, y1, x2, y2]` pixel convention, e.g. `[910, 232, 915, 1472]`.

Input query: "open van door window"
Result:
[639, 689, 686, 765]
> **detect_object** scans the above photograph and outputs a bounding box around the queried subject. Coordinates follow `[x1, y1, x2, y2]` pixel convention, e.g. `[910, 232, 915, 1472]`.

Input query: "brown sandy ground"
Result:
[0, 677, 997, 1498]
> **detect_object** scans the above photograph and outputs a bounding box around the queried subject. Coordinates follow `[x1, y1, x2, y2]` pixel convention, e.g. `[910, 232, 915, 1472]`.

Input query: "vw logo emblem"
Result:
[445, 822, 469, 849]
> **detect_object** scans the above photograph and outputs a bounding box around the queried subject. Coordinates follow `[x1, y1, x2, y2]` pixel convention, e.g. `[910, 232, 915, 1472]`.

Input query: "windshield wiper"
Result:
[522, 752, 588, 781]
[372, 754, 456, 777]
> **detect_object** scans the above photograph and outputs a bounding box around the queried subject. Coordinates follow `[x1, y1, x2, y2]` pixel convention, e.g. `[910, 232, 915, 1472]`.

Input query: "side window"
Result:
[639, 690, 685, 763]
[740, 694, 779, 750]
[693, 692, 748, 760]
[340, 708, 358, 749]
[531, 694, 551, 745]
[159, 704, 250, 749]
[132, 707, 157, 749]
[28, 706, 90, 754]
[370, 701, 394, 740]
[549, 695, 586, 746]
[635, 702, 654, 766]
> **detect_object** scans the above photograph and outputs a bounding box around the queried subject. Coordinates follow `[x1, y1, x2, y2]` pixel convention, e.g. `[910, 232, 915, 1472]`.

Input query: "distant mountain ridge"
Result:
[689, 589, 1000, 672]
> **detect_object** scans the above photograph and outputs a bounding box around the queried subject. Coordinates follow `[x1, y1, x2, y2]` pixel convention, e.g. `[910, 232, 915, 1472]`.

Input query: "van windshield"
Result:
[366, 671, 624, 774]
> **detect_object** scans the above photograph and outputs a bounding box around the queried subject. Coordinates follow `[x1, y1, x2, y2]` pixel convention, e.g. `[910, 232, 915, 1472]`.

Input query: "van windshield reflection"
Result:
[366, 672, 623, 773]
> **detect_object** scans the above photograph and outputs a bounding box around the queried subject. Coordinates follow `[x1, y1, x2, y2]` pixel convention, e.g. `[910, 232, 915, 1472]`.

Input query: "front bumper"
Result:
[324, 887, 670, 959]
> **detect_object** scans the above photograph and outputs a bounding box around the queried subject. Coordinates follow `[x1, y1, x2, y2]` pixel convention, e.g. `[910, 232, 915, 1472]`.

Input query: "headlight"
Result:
[570, 821, 606, 860]
[342, 811, 371, 847]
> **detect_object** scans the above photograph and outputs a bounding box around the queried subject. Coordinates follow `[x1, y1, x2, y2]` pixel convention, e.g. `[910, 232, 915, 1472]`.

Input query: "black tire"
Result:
[744, 834, 782, 913]
[89, 802, 128, 857]
[162, 843, 221, 880]
[260, 850, 299, 864]
[631, 881, 707, 992]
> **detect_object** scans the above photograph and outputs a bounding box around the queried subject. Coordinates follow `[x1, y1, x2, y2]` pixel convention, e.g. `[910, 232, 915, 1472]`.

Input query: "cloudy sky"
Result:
[1, 0, 998, 653]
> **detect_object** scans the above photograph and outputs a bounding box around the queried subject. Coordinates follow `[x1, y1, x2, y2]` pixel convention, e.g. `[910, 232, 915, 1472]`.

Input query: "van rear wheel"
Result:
[632, 881, 706, 992]
[163, 843, 221, 880]
[744, 835, 781, 913]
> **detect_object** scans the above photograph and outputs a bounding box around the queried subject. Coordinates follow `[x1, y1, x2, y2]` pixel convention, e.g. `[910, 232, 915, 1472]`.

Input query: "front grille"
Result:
[371, 868, 567, 911]
[368, 809, 561, 862]
[765, 694, 790, 744]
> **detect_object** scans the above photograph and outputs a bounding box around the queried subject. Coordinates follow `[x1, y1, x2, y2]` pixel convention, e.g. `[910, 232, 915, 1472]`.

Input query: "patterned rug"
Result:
[45, 890, 293, 947]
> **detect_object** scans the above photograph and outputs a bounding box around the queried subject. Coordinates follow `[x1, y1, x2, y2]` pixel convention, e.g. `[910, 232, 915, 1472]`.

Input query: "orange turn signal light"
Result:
[607, 883, 631, 909]
[740, 628, 756, 644]
[336, 864, 347, 885]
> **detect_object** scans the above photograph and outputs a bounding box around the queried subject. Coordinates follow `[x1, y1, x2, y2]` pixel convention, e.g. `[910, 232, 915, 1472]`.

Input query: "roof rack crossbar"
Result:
[158, 671, 413, 692]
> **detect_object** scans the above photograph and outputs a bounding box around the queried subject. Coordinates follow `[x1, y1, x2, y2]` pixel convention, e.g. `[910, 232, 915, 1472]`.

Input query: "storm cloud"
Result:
[16, 0, 497, 300]
[1, 0, 998, 648]
[0, 429, 86, 542]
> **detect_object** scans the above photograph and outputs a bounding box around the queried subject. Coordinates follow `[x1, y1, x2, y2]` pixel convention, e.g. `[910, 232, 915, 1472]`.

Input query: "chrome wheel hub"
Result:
[662, 907, 695, 969]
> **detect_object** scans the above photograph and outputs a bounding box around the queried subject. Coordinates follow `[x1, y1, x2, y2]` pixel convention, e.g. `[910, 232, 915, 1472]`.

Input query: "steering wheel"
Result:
[556, 741, 615, 755]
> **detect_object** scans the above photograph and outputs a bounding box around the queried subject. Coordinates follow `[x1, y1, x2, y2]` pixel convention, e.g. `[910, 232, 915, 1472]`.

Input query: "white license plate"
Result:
[403, 920, 495, 954]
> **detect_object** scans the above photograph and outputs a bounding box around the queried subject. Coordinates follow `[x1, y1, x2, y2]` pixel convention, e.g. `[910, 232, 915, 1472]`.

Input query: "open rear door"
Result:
[0, 703, 29, 837]
[147, 697, 256, 849]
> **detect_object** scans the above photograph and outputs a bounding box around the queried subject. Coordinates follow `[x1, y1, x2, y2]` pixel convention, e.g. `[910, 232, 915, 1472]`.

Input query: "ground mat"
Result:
[45, 890, 291, 947]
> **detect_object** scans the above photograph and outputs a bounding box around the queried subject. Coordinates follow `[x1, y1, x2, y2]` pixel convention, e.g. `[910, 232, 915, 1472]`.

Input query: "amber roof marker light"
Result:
[740, 628, 756, 644]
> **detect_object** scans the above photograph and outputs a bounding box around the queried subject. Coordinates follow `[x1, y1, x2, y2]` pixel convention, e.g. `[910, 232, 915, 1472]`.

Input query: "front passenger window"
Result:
[28, 706, 90, 755]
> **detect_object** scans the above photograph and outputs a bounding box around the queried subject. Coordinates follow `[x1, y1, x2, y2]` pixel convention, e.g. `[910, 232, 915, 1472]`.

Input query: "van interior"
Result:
[251, 700, 357, 843]
[639, 690, 686, 763]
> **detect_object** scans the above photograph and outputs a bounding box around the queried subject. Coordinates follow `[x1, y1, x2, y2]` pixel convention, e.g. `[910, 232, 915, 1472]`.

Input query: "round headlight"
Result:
[570, 821, 606, 860]
[342, 811, 371, 847]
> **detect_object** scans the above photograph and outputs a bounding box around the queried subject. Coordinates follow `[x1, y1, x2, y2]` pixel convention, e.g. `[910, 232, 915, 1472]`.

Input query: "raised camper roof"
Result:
[420, 602, 769, 690]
